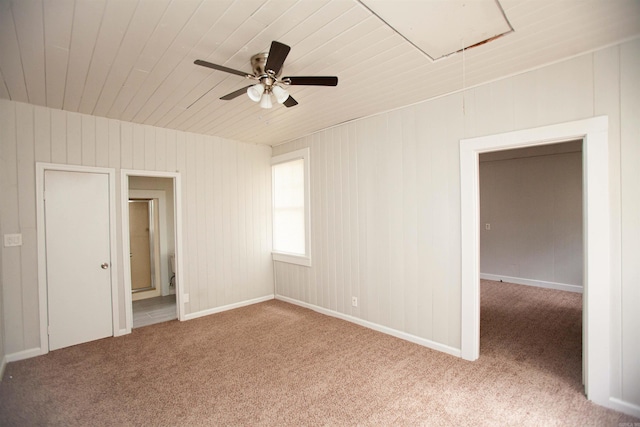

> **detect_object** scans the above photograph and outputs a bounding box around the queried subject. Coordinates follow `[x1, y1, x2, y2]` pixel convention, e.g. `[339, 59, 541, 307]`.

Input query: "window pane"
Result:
[273, 159, 305, 255]
[273, 208, 305, 254]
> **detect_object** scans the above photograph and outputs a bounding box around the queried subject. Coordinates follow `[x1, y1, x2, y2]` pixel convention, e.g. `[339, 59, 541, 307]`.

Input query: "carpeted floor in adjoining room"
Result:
[0, 280, 637, 426]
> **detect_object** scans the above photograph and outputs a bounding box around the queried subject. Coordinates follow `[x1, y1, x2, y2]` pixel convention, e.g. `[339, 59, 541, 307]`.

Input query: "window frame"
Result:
[271, 147, 311, 267]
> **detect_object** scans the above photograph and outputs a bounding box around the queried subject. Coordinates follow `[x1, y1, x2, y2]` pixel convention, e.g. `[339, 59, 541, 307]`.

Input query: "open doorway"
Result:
[129, 178, 175, 328]
[478, 141, 584, 392]
[122, 170, 184, 332]
[460, 116, 611, 406]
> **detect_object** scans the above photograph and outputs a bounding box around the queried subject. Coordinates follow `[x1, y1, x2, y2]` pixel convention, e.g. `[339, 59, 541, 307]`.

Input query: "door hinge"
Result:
[47, 325, 51, 335]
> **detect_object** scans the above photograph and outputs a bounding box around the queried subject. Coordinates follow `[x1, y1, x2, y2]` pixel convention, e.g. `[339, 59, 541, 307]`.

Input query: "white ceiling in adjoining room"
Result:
[0, 0, 639, 145]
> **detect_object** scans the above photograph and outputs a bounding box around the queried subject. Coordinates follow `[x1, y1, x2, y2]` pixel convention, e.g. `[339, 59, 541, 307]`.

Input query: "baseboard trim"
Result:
[275, 295, 461, 358]
[608, 398, 640, 419]
[5, 347, 45, 363]
[480, 273, 583, 293]
[114, 328, 129, 337]
[183, 294, 275, 321]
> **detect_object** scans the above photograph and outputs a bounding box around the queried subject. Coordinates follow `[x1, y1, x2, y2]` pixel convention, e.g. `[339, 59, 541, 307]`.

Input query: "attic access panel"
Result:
[360, 0, 513, 61]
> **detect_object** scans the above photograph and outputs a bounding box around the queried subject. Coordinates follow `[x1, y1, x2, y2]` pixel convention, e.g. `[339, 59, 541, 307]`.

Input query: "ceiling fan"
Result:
[194, 41, 338, 109]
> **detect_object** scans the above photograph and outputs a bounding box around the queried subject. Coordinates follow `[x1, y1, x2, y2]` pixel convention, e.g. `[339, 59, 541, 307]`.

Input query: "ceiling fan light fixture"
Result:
[259, 93, 273, 109]
[271, 85, 289, 104]
[247, 83, 264, 102]
[195, 40, 338, 108]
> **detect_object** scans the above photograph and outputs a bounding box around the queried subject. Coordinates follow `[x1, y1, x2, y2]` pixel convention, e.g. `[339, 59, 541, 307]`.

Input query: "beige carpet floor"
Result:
[0, 280, 637, 426]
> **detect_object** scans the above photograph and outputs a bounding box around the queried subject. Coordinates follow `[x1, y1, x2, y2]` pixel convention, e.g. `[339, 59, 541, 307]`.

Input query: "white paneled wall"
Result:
[0, 99, 273, 355]
[273, 39, 640, 409]
[274, 93, 464, 352]
[619, 40, 640, 408]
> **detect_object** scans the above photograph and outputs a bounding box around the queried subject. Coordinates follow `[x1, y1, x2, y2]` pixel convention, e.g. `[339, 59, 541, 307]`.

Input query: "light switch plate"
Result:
[4, 234, 22, 247]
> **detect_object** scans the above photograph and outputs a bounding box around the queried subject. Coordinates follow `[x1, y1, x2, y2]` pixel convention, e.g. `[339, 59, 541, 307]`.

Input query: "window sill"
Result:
[272, 252, 312, 267]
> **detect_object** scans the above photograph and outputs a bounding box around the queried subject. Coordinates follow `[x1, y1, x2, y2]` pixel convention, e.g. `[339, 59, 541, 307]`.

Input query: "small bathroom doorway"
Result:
[125, 174, 180, 329]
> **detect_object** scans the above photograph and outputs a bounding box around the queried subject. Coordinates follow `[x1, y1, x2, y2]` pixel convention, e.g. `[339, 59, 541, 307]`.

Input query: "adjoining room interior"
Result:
[127, 176, 178, 329]
[480, 279, 584, 394]
[132, 294, 177, 328]
[0, 0, 639, 424]
[129, 198, 161, 298]
[479, 141, 584, 294]
[478, 141, 584, 393]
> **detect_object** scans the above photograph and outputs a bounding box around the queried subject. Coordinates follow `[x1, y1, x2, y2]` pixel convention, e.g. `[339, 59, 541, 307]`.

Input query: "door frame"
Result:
[121, 170, 184, 332]
[459, 116, 610, 406]
[128, 193, 164, 299]
[36, 163, 119, 355]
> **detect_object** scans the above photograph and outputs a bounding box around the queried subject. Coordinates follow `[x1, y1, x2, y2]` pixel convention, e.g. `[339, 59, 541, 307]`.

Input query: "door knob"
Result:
[101, 263, 109, 269]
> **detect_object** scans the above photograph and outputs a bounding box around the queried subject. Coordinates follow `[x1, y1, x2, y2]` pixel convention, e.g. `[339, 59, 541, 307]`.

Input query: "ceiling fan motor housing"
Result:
[251, 53, 282, 79]
[252, 53, 282, 91]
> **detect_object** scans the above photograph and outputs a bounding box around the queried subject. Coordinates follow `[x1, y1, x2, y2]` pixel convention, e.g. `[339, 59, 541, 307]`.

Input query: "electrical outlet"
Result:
[351, 296, 358, 307]
[4, 234, 22, 247]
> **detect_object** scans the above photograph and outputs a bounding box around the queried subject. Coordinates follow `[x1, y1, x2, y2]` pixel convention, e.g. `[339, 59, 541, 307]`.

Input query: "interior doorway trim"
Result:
[36, 163, 119, 355]
[121, 170, 184, 333]
[129, 192, 165, 299]
[459, 116, 610, 406]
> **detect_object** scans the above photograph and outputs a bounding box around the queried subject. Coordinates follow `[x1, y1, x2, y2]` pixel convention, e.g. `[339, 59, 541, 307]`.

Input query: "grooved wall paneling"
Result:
[273, 40, 640, 407]
[619, 38, 640, 407]
[0, 99, 273, 356]
[274, 94, 465, 350]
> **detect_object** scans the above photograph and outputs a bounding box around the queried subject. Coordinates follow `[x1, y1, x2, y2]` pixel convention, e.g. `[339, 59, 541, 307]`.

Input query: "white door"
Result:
[45, 170, 113, 350]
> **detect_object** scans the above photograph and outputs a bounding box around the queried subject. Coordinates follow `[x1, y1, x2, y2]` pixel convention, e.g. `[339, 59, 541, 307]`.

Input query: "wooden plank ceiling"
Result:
[1, 0, 639, 145]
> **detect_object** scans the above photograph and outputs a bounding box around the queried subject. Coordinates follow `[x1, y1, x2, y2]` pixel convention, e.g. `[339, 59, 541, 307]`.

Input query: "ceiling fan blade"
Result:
[283, 96, 298, 108]
[265, 41, 291, 75]
[194, 59, 250, 78]
[284, 76, 338, 86]
[220, 85, 253, 100]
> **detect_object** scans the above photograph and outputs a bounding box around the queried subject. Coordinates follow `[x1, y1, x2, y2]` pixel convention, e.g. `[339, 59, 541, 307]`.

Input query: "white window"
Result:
[271, 148, 311, 266]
